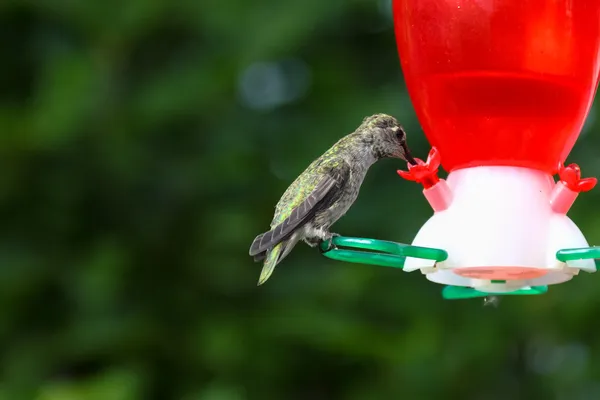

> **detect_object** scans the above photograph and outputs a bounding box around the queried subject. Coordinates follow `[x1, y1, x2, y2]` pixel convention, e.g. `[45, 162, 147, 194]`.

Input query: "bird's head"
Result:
[361, 114, 416, 164]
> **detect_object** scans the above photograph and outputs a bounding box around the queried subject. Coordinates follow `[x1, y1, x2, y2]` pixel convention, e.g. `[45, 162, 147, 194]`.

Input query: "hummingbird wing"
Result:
[249, 162, 350, 256]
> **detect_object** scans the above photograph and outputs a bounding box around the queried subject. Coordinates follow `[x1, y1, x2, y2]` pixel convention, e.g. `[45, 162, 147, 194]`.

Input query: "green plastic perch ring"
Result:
[557, 247, 600, 263]
[319, 236, 448, 269]
[442, 285, 548, 300]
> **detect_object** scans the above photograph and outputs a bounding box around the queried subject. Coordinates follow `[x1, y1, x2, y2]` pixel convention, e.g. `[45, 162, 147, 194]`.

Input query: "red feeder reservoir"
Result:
[394, 0, 600, 293]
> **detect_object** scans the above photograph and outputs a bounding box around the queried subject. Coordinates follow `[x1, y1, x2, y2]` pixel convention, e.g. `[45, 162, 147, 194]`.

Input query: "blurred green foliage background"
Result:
[3, 0, 600, 399]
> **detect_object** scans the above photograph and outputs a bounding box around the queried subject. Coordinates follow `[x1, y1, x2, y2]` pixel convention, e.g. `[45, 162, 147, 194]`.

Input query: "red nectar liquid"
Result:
[394, 0, 600, 173]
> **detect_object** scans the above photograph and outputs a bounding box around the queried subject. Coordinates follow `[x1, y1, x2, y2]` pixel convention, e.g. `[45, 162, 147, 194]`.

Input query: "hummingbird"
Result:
[249, 114, 416, 285]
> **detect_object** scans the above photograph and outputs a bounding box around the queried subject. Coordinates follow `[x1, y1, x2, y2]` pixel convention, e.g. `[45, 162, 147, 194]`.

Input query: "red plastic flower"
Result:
[397, 147, 441, 189]
[558, 162, 597, 193]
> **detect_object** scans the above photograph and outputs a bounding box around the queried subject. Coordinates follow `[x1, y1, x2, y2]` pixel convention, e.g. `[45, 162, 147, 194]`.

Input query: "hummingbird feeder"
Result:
[320, 0, 600, 299]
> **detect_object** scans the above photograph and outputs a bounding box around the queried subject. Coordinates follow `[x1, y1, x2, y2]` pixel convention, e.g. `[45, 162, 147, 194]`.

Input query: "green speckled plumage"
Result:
[250, 114, 413, 285]
[270, 140, 353, 229]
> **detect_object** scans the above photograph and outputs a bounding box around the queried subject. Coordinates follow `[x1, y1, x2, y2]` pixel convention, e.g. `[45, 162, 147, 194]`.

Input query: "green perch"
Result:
[319, 236, 447, 269]
[441, 285, 548, 300]
[318, 237, 600, 300]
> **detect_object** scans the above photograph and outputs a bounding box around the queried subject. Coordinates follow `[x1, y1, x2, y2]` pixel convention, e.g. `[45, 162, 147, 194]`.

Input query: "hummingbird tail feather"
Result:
[253, 252, 267, 262]
[258, 244, 283, 286]
[256, 232, 301, 286]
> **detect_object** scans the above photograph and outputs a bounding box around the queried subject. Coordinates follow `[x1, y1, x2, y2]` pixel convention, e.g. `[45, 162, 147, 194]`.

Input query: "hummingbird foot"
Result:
[320, 232, 340, 252]
[309, 231, 340, 252]
[397, 146, 441, 189]
[318, 240, 338, 253]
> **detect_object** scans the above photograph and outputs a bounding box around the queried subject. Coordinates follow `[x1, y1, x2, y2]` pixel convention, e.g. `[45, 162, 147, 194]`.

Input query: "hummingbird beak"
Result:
[402, 142, 417, 165]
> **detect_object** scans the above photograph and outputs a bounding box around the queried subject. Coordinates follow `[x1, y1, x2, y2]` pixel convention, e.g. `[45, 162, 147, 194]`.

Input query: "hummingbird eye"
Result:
[395, 129, 406, 141]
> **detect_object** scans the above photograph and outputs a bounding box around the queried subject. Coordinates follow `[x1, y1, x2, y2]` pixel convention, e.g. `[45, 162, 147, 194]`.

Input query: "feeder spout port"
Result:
[397, 147, 441, 189]
[550, 181, 578, 214]
[550, 162, 597, 214]
[423, 179, 453, 212]
[397, 147, 452, 212]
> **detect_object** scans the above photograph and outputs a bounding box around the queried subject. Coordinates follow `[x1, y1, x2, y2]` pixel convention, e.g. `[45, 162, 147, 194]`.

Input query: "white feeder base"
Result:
[402, 166, 595, 290]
